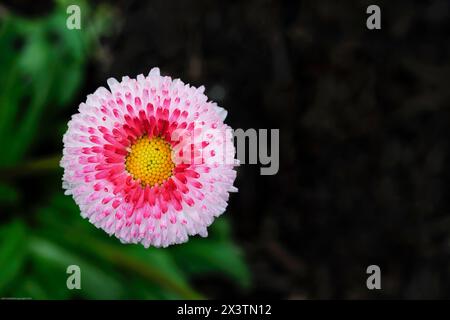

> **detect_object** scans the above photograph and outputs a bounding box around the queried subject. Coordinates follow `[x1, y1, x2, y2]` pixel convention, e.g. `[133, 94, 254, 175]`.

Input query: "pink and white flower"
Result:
[61, 68, 237, 247]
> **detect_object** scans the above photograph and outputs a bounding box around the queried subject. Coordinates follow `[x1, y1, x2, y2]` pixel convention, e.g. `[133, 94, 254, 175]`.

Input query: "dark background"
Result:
[2, 0, 450, 299]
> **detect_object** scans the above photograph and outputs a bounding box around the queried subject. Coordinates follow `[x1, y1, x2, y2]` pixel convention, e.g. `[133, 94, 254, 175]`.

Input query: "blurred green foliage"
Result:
[0, 0, 249, 299]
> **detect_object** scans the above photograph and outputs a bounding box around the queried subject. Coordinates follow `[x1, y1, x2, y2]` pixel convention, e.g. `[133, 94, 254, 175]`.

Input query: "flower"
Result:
[61, 68, 237, 247]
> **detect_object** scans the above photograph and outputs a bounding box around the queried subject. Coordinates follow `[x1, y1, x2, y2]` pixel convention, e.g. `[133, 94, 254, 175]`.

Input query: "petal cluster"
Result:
[61, 68, 237, 247]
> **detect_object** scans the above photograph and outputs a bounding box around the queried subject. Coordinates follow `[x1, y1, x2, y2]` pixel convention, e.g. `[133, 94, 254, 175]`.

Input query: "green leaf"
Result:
[0, 3, 113, 165]
[34, 193, 251, 297]
[35, 194, 203, 299]
[167, 217, 251, 288]
[12, 276, 50, 300]
[29, 237, 125, 299]
[0, 220, 27, 293]
[171, 238, 251, 289]
[125, 246, 189, 290]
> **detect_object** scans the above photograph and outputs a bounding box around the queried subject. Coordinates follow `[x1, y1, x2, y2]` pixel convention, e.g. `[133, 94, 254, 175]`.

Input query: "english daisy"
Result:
[61, 68, 237, 247]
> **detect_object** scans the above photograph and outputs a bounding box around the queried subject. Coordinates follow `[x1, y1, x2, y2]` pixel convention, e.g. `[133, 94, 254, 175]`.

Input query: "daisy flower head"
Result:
[61, 68, 238, 247]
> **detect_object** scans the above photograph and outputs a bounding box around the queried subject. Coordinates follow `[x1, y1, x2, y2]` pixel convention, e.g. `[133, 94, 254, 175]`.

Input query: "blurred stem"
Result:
[85, 237, 205, 300]
[0, 154, 61, 179]
[57, 229, 204, 300]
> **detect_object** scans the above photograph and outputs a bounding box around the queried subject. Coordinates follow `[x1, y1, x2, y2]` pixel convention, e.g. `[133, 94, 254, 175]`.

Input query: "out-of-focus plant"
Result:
[0, 0, 109, 167]
[0, 0, 249, 299]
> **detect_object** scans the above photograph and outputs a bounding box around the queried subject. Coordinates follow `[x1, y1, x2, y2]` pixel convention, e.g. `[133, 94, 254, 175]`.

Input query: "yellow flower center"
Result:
[125, 135, 175, 187]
